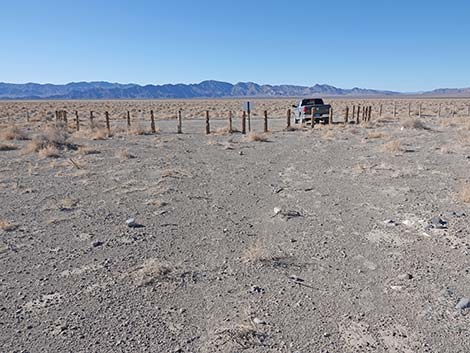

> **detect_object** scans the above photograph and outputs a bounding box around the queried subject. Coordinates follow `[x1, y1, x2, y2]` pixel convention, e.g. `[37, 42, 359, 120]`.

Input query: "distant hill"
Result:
[0, 80, 469, 99]
[0, 80, 401, 99]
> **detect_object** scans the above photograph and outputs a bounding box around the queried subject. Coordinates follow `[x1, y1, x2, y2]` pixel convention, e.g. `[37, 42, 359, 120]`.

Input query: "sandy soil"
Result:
[1, 98, 470, 352]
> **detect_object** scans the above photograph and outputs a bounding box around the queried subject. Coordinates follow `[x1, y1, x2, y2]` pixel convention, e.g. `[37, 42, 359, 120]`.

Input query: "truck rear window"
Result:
[301, 99, 324, 105]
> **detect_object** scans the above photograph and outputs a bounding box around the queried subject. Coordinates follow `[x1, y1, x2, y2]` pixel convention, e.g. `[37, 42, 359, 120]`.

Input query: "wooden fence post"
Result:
[177, 110, 182, 134]
[379, 104, 383, 117]
[311, 108, 315, 128]
[90, 111, 95, 128]
[242, 111, 246, 134]
[329, 107, 333, 124]
[419, 104, 422, 118]
[286, 109, 291, 128]
[356, 106, 360, 124]
[228, 111, 233, 133]
[438, 104, 441, 118]
[408, 103, 411, 117]
[205, 110, 210, 134]
[26, 111, 30, 122]
[352, 105, 356, 121]
[369, 106, 372, 121]
[105, 111, 111, 136]
[150, 110, 156, 133]
[345, 106, 349, 123]
[393, 102, 397, 118]
[263, 110, 268, 132]
[127, 111, 131, 128]
[453, 106, 456, 118]
[75, 111, 80, 131]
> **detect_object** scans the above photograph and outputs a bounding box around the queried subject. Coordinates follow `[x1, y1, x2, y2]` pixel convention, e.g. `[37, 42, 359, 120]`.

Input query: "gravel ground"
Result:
[1, 102, 470, 352]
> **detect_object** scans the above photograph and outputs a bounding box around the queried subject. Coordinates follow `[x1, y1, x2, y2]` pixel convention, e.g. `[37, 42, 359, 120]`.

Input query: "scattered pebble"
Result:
[289, 275, 305, 283]
[398, 273, 413, 280]
[455, 297, 470, 310]
[444, 211, 466, 218]
[273, 207, 282, 215]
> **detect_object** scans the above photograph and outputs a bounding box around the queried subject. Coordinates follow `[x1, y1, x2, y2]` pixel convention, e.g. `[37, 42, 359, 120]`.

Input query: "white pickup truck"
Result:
[292, 98, 331, 124]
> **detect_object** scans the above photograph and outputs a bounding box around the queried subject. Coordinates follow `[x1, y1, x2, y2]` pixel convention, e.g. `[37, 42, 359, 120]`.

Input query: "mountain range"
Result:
[0, 81, 468, 99]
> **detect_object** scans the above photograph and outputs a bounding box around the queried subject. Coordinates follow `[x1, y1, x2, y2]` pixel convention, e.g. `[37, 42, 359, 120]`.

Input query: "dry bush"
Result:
[244, 132, 269, 142]
[90, 128, 109, 140]
[38, 145, 61, 159]
[241, 240, 286, 266]
[116, 148, 136, 159]
[0, 219, 18, 232]
[129, 126, 156, 135]
[441, 117, 470, 130]
[218, 324, 267, 349]
[367, 131, 387, 139]
[213, 127, 240, 135]
[58, 197, 79, 211]
[78, 146, 100, 155]
[0, 125, 29, 141]
[25, 125, 69, 154]
[322, 129, 336, 140]
[383, 139, 402, 154]
[460, 184, 470, 203]
[401, 118, 429, 130]
[130, 258, 171, 287]
[0, 143, 18, 151]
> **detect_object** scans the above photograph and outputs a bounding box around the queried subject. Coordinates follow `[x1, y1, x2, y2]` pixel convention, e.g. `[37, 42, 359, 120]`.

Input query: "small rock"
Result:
[429, 216, 448, 229]
[126, 218, 137, 227]
[273, 207, 282, 215]
[289, 275, 305, 283]
[384, 219, 397, 226]
[250, 286, 265, 294]
[91, 240, 104, 248]
[239, 151, 244, 155]
[323, 333, 331, 338]
[455, 297, 470, 310]
[252, 317, 266, 325]
[398, 273, 413, 280]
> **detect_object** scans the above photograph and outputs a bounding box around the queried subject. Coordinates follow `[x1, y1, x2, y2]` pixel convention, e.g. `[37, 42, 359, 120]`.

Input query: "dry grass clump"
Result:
[0, 219, 18, 232]
[460, 184, 470, 203]
[129, 126, 157, 135]
[0, 143, 18, 151]
[241, 240, 286, 266]
[38, 145, 61, 159]
[25, 125, 70, 156]
[441, 116, 470, 130]
[245, 132, 269, 142]
[383, 139, 402, 154]
[58, 197, 79, 211]
[322, 129, 336, 140]
[130, 258, 171, 287]
[89, 128, 109, 140]
[78, 146, 100, 155]
[217, 324, 267, 349]
[401, 118, 429, 130]
[116, 148, 136, 159]
[0, 125, 29, 141]
[367, 131, 387, 139]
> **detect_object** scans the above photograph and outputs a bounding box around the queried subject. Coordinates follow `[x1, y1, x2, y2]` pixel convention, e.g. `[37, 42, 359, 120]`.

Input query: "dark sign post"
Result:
[242, 101, 254, 132]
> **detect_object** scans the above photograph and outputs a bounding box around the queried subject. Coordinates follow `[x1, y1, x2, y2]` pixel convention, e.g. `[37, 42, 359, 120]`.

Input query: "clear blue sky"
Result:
[1, 0, 469, 91]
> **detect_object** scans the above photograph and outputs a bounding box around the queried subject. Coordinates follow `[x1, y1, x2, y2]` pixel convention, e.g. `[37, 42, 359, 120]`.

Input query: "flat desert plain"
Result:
[1, 98, 470, 352]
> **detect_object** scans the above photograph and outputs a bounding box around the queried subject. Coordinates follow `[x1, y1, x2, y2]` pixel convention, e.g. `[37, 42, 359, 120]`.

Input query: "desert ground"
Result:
[1, 98, 470, 352]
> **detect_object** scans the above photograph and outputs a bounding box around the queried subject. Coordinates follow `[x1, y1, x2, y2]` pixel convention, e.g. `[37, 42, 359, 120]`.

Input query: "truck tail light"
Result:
[303, 107, 307, 113]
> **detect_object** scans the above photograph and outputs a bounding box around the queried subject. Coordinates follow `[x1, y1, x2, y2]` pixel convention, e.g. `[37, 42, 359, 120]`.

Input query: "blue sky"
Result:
[1, 0, 469, 91]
